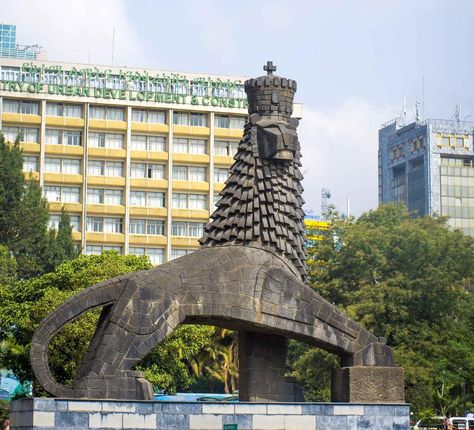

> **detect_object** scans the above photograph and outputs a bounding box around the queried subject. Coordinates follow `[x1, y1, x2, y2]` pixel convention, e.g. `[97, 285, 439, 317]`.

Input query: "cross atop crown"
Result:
[263, 61, 277, 76]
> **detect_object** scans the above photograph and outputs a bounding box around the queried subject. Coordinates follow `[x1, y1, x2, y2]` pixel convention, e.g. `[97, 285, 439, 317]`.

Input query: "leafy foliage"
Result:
[0, 133, 77, 279]
[290, 204, 474, 414]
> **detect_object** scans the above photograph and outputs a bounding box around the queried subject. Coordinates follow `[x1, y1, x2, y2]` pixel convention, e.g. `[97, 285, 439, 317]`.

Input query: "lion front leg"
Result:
[73, 277, 183, 400]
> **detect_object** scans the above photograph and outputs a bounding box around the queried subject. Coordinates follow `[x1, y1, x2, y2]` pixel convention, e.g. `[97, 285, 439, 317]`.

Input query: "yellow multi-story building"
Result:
[0, 58, 303, 264]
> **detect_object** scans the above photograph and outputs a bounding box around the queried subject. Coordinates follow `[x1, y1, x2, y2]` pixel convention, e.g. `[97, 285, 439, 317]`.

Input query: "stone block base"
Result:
[239, 332, 303, 402]
[332, 366, 405, 403]
[10, 398, 410, 430]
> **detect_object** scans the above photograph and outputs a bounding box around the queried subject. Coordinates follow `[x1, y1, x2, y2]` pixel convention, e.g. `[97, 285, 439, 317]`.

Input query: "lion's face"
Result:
[252, 115, 299, 162]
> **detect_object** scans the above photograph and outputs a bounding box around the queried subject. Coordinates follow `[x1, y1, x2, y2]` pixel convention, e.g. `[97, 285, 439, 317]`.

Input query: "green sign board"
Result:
[0, 62, 249, 109]
[223, 425, 238, 430]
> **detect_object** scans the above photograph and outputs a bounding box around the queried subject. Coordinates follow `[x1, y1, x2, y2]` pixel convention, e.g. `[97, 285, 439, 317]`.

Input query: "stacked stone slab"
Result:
[30, 62, 405, 403]
[10, 398, 410, 430]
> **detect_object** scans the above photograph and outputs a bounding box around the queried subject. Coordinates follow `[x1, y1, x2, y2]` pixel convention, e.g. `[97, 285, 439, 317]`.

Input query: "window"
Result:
[189, 166, 206, 181]
[87, 216, 123, 233]
[46, 102, 82, 118]
[62, 187, 81, 203]
[106, 161, 123, 177]
[85, 244, 122, 255]
[89, 106, 105, 119]
[87, 188, 123, 205]
[214, 140, 238, 157]
[3, 99, 19, 113]
[88, 160, 123, 177]
[214, 115, 229, 129]
[89, 106, 125, 121]
[173, 112, 189, 126]
[62, 158, 81, 174]
[2, 126, 39, 143]
[89, 132, 124, 149]
[147, 219, 164, 235]
[456, 137, 464, 148]
[190, 113, 207, 127]
[105, 133, 124, 149]
[172, 193, 207, 209]
[130, 162, 164, 179]
[45, 129, 62, 145]
[214, 168, 229, 183]
[45, 129, 82, 146]
[106, 107, 125, 121]
[172, 221, 205, 237]
[188, 194, 207, 209]
[172, 166, 207, 181]
[129, 218, 145, 234]
[2, 99, 39, 115]
[131, 135, 166, 152]
[64, 130, 82, 146]
[23, 156, 38, 172]
[64, 104, 82, 118]
[44, 186, 80, 203]
[44, 157, 81, 174]
[48, 214, 80, 231]
[129, 247, 164, 265]
[104, 217, 123, 233]
[189, 139, 206, 154]
[88, 160, 105, 176]
[215, 115, 246, 129]
[130, 190, 145, 206]
[89, 132, 105, 148]
[146, 191, 166, 207]
[131, 109, 165, 124]
[442, 136, 450, 146]
[170, 248, 193, 260]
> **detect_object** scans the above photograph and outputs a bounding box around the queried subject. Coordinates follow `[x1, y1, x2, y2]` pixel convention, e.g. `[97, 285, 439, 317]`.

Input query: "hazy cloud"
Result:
[2, 0, 146, 67]
[299, 100, 399, 216]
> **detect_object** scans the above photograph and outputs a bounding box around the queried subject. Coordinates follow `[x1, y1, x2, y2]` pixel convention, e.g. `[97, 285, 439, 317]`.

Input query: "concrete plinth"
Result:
[10, 398, 410, 430]
[332, 366, 405, 403]
[239, 332, 303, 402]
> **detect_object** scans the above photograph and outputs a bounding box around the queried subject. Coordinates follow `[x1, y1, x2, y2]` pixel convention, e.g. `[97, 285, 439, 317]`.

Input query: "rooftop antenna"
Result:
[422, 76, 425, 120]
[415, 101, 422, 122]
[111, 25, 116, 65]
[399, 97, 407, 126]
[454, 104, 461, 124]
[321, 188, 331, 220]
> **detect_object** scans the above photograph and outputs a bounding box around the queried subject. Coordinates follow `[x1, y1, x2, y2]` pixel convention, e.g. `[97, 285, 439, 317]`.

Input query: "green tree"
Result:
[0, 134, 25, 248]
[294, 204, 474, 413]
[0, 251, 225, 395]
[44, 207, 79, 273]
[0, 132, 77, 278]
[10, 178, 50, 279]
[0, 245, 16, 285]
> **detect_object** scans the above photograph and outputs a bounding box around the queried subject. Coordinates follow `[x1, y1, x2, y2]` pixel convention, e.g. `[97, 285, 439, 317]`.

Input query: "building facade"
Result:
[379, 117, 474, 237]
[0, 24, 41, 60]
[0, 57, 303, 264]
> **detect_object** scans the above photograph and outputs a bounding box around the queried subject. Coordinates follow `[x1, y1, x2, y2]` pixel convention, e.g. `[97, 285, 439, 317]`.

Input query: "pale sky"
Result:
[3, 0, 474, 215]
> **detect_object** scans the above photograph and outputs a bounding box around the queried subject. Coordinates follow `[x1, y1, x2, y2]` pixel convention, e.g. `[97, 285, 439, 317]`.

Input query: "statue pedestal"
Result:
[10, 398, 410, 430]
[238, 332, 303, 402]
[332, 366, 405, 403]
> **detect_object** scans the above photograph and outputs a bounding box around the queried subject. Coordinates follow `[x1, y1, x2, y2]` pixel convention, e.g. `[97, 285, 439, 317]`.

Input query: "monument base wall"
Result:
[10, 398, 409, 430]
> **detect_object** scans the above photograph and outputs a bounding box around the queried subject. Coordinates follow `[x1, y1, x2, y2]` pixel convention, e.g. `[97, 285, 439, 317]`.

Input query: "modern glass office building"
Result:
[0, 57, 303, 263]
[379, 117, 474, 236]
[0, 24, 40, 59]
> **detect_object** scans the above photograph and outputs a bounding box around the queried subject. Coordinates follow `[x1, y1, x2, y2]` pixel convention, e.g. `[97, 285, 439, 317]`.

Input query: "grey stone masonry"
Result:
[10, 398, 410, 430]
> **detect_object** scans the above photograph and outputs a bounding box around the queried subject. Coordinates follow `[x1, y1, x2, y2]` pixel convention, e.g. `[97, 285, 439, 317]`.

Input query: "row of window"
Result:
[83, 245, 194, 264]
[85, 216, 206, 237]
[43, 185, 213, 209]
[439, 135, 468, 148]
[2, 100, 246, 129]
[25, 156, 230, 182]
[3, 126, 239, 156]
